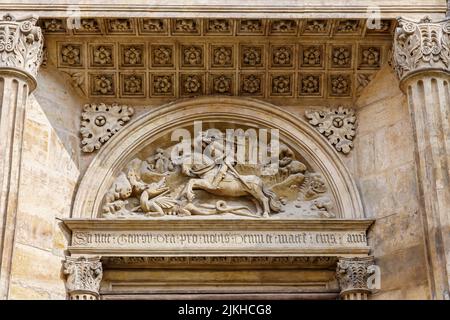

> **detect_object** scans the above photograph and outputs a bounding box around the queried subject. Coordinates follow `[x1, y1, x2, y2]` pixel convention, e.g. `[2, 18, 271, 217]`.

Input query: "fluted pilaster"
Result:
[0, 14, 43, 299]
[393, 16, 450, 300]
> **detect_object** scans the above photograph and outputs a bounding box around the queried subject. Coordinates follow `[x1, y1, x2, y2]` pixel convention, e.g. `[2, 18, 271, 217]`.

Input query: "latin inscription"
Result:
[71, 230, 367, 250]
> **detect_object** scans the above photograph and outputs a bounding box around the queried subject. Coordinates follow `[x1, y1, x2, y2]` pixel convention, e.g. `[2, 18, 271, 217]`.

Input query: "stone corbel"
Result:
[63, 256, 103, 300]
[336, 256, 375, 300]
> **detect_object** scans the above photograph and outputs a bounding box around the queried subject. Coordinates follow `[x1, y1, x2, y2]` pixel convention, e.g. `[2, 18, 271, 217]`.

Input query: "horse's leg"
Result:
[245, 179, 271, 218]
[179, 179, 199, 201]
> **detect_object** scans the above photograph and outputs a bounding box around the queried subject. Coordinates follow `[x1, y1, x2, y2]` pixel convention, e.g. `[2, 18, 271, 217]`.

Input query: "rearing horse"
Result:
[178, 156, 281, 218]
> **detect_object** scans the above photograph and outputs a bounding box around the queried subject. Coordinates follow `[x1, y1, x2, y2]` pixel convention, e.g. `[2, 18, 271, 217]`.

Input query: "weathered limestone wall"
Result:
[353, 65, 430, 299]
[6, 66, 85, 299]
[2, 61, 432, 299]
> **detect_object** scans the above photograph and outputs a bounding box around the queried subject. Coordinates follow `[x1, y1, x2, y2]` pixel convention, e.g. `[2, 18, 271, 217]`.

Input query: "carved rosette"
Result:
[0, 14, 44, 88]
[392, 17, 450, 81]
[336, 257, 375, 300]
[305, 106, 356, 154]
[80, 102, 134, 152]
[63, 256, 103, 300]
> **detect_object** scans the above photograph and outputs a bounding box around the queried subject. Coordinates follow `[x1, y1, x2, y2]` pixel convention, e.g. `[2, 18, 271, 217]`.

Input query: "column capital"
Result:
[0, 13, 44, 91]
[63, 256, 103, 300]
[392, 16, 450, 82]
[336, 256, 375, 299]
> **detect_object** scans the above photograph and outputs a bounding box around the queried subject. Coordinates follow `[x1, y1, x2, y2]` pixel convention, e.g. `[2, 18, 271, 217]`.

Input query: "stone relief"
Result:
[141, 19, 167, 34]
[212, 46, 233, 68]
[360, 46, 381, 68]
[332, 46, 352, 68]
[63, 256, 103, 299]
[356, 73, 374, 95]
[121, 74, 144, 96]
[330, 74, 351, 96]
[305, 106, 357, 154]
[76, 18, 101, 33]
[242, 46, 263, 67]
[107, 18, 134, 33]
[62, 71, 85, 95]
[336, 257, 375, 297]
[152, 74, 174, 96]
[211, 74, 233, 95]
[80, 103, 134, 153]
[102, 129, 336, 219]
[241, 74, 263, 95]
[182, 45, 203, 67]
[92, 45, 113, 66]
[90, 74, 115, 96]
[173, 19, 200, 35]
[301, 45, 323, 68]
[300, 74, 321, 96]
[392, 17, 450, 80]
[60, 44, 82, 67]
[303, 20, 328, 33]
[0, 14, 44, 79]
[238, 19, 264, 34]
[207, 19, 232, 34]
[271, 74, 292, 96]
[270, 20, 297, 34]
[151, 45, 174, 67]
[335, 20, 361, 34]
[271, 46, 293, 68]
[122, 45, 143, 66]
[181, 74, 203, 96]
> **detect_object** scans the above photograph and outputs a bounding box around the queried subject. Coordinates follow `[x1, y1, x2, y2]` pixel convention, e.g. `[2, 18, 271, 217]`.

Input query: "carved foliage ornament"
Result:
[80, 103, 134, 153]
[0, 14, 44, 80]
[393, 17, 450, 81]
[63, 256, 103, 297]
[305, 106, 356, 154]
[336, 257, 375, 295]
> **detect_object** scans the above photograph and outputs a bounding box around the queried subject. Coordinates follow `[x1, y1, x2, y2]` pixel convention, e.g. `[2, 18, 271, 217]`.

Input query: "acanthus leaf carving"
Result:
[336, 257, 375, 297]
[80, 102, 134, 153]
[392, 17, 450, 81]
[305, 106, 356, 154]
[63, 256, 103, 299]
[0, 13, 44, 82]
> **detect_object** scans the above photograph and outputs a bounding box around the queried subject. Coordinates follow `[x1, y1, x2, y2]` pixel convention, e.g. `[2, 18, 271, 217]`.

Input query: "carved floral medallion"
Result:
[80, 103, 134, 152]
[305, 106, 357, 154]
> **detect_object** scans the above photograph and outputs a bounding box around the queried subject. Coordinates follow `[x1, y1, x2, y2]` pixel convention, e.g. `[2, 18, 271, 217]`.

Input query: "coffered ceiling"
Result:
[40, 18, 395, 104]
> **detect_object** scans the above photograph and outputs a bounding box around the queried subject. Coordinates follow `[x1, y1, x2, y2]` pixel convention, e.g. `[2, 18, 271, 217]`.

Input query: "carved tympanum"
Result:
[392, 17, 450, 81]
[305, 106, 356, 154]
[63, 256, 103, 300]
[102, 128, 336, 219]
[0, 14, 44, 81]
[80, 103, 134, 152]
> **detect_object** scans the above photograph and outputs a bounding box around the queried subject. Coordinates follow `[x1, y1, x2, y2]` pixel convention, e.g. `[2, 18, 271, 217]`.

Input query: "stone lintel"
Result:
[63, 218, 373, 257]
